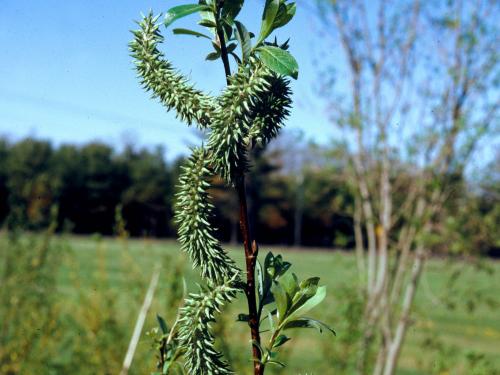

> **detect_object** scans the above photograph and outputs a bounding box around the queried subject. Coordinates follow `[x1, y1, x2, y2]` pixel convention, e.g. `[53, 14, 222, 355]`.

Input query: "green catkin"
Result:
[175, 148, 239, 283]
[178, 279, 238, 375]
[207, 63, 292, 184]
[131, 11, 293, 374]
[248, 74, 292, 147]
[129, 13, 214, 129]
[207, 62, 271, 183]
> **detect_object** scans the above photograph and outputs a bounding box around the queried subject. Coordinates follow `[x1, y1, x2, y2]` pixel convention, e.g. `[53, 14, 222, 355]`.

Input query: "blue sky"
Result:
[0, 0, 334, 159]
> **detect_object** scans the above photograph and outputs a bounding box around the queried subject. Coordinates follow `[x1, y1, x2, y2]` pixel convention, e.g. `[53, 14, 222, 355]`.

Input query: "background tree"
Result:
[75, 143, 126, 234]
[120, 145, 174, 237]
[315, 0, 499, 373]
[248, 146, 291, 245]
[5, 138, 56, 229]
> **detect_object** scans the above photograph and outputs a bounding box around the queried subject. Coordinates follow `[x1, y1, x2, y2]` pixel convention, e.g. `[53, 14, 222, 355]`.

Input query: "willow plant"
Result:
[130, 1, 334, 374]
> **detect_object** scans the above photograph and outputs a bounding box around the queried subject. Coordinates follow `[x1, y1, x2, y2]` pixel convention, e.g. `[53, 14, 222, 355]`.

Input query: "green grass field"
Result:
[3, 234, 500, 374]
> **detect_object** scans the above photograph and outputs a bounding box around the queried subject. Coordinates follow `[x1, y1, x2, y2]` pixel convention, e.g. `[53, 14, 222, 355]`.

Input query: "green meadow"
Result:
[2, 234, 499, 374]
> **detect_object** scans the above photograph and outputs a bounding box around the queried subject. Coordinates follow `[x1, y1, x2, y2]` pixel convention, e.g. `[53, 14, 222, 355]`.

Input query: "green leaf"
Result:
[268, 254, 291, 278]
[164, 4, 211, 28]
[223, 21, 233, 40]
[286, 285, 326, 322]
[206, 51, 221, 61]
[162, 360, 173, 374]
[156, 314, 169, 334]
[172, 28, 211, 39]
[267, 310, 275, 333]
[262, 288, 275, 306]
[299, 277, 320, 289]
[256, 260, 264, 301]
[211, 41, 221, 52]
[257, 0, 280, 45]
[278, 271, 299, 299]
[234, 21, 251, 62]
[265, 252, 276, 277]
[264, 252, 274, 268]
[292, 277, 320, 306]
[222, 0, 244, 22]
[261, 253, 275, 305]
[271, 282, 289, 322]
[273, 2, 296, 29]
[266, 359, 286, 368]
[198, 18, 217, 28]
[229, 51, 242, 64]
[258, 46, 299, 79]
[283, 317, 336, 335]
[273, 334, 291, 348]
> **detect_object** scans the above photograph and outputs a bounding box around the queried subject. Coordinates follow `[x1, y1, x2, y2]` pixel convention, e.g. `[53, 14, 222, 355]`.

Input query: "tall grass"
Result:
[1, 232, 499, 374]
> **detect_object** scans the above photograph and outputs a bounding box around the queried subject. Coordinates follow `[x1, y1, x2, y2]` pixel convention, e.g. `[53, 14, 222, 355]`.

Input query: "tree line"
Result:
[0, 135, 497, 254]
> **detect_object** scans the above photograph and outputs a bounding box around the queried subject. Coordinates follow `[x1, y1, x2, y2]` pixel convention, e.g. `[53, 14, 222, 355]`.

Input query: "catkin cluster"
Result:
[130, 12, 292, 374]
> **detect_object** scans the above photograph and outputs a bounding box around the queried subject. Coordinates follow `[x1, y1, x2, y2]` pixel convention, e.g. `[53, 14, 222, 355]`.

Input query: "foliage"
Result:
[250, 252, 335, 370]
[4, 139, 56, 229]
[0, 214, 63, 373]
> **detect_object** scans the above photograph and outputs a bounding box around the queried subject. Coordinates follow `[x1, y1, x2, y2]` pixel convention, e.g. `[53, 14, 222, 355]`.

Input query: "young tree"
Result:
[130, 1, 334, 374]
[315, 0, 499, 374]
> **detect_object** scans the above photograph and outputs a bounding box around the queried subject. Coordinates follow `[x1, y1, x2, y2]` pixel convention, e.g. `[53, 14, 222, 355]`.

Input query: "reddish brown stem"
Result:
[215, 2, 263, 373]
[236, 176, 262, 375]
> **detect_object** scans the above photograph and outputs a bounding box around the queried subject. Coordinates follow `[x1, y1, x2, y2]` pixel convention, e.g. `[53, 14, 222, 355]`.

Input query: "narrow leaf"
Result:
[273, 2, 296, 29]
[299, 277, 320, 290]
[257, 0, 280, 45]
[173, 28, 212, 39]
[156, 314, 168, 334]
[271, 282, 289, 322]
[164, 4, 211, 28]
[256, 260, 264, 301]
[283, 317, 336, 336]
[198, 18, 217, 28]
[229, 51, 242, 64]
[227, 43, 237, 53]
[266, 359, 286, 368]
[273, 334, 291, 348]
[234, 20, 251, 62]
[223, 21, 233, 40]
[206, 51, 221, 61]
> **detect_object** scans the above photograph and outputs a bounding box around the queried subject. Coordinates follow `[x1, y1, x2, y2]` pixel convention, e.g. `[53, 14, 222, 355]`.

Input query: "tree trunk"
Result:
[382, 248, 425, 375]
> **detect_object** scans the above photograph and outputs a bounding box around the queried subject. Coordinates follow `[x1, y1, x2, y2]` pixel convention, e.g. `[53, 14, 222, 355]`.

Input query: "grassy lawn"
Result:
[2, 234, 500, 374]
